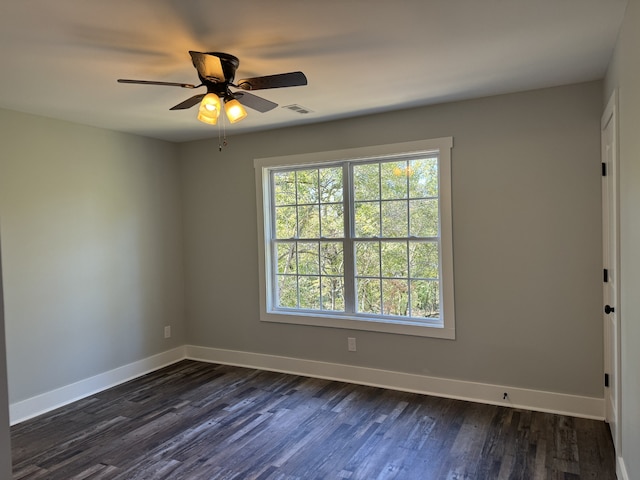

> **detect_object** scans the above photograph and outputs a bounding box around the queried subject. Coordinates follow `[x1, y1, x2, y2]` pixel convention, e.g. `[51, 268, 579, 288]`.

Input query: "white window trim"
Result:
[254, 138, 455, 339]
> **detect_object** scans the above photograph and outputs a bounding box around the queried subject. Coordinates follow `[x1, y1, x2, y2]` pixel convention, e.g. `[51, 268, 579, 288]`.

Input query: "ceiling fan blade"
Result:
[236, 71, 307, 91]
[117, 79, 197, 89]
[189, 51, 225, 82]
[169, 94, 206, 110]
[234, 92, 278, 113]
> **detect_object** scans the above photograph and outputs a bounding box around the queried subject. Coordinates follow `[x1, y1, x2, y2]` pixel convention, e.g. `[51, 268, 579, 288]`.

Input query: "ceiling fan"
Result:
[117, 51, 308, 125]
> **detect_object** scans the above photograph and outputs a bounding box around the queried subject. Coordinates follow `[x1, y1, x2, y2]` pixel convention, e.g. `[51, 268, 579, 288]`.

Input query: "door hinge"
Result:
[602, 162, 607, 176]
[605, 373, 610, 388]
[604, 268, 609, 282]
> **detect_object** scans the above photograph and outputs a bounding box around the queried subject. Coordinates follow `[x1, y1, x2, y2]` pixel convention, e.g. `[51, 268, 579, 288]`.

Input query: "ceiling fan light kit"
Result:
[196, 110, 218, 125]
[117, 50, 307, 130]
[223, 98, 247, 124]
[197, 93, 221, 124]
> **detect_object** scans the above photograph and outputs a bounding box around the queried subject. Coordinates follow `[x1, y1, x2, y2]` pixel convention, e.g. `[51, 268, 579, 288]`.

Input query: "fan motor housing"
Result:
[207, 52, 239, 83]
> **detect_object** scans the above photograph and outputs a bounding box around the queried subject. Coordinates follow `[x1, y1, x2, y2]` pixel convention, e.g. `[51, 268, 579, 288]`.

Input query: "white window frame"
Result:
[254, 138, 455, 339]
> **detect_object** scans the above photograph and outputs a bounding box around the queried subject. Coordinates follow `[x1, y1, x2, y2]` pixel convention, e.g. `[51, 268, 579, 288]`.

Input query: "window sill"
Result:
[260, 310, 456, 339]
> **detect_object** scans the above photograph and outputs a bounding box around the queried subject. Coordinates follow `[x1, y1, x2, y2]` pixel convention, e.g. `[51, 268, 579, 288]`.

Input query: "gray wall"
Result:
[605, 0, 640, 475]
[180, 81, 604, 398]
[0, 79, 605, 447]
[0, 237, 12, 480]
[0, 109, 186, 403]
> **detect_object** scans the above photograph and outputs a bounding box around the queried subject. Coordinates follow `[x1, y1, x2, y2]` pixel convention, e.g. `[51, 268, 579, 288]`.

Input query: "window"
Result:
[255, 138, 454, 338]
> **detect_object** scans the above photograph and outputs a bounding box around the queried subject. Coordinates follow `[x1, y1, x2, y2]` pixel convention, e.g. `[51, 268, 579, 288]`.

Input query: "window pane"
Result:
[276, 242, 297, 274]
[356, 278, 381, 314]
[381, 161, 408, 200]
[321, 276, 344, 311]
[410, 280, 440, 318]
[299, 276, 320, 310]
[296, 169, 319, 204]
[320, 203, 344, 238]
[298, 205, 320, 238]
[409, 199, 438, 237]
[355, 241, 380, 277]
[409, 157, 438, 198]
[382, 279, 409, 316]
[353, 163, 380, 201]
[354, 201, 380, 237]
[381, 200, 408, 237]
[274, 171, 296, 205]
[409, 242, 439, 279]
[277, 275, 298, 308]
[298, 242, 319, 275]
[381, 241, 408, 278]
[320, 167, 343, 203]
[275, 206, 297, 239]
[320, 242, 344, 276]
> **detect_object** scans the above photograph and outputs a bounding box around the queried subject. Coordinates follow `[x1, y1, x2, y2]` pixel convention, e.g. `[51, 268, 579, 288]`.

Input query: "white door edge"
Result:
[601, 89, 621, 453]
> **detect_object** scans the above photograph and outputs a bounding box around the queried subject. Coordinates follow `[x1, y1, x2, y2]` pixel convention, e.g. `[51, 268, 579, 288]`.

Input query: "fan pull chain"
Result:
[218, 112, 228, 151]
[222, 115, 228, 150]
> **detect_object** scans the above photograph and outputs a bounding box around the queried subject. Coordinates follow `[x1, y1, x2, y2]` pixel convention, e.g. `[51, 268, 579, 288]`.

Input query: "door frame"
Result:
[601, 89, 621, 452]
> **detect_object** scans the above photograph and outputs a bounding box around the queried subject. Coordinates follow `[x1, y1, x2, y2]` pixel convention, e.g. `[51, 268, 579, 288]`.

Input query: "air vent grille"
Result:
[282, 104, 313, 115]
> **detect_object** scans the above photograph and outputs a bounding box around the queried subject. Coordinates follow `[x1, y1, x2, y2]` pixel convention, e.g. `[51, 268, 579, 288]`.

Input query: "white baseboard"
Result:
[617, 456, 629, 480]
[186, 345, 605, 420]
[9, 346, 186, 425]
[10, 344, 605, 426]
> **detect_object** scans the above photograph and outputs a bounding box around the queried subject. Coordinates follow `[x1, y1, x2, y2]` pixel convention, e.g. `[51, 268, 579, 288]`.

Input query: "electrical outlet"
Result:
[164, 326, 171, 339]
[348, 337, 357, 352]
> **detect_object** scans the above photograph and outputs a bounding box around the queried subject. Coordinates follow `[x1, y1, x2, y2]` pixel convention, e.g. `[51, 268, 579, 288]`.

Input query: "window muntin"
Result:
[351, 156, 440, 320]
[255, 138, 454, 339]
[269, 155, 442, 321]
[273, 166, 346, 313]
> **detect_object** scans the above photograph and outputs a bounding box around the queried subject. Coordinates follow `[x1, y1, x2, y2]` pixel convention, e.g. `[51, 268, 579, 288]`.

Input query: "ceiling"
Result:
[0, 1, 627, 143]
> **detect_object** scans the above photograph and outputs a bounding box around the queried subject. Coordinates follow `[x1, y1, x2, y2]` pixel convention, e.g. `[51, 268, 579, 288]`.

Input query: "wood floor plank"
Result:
[11, 360, 616, 479]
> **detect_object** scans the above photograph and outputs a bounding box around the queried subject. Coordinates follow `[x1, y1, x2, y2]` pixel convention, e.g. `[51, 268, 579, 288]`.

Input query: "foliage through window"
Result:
[255, 138, 454, 338]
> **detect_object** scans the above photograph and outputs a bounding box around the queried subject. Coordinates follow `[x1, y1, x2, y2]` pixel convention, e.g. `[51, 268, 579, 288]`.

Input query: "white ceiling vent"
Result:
[282, 104, 313, 115]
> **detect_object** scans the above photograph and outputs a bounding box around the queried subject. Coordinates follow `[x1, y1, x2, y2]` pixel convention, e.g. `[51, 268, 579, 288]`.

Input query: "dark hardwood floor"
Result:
[11, 360, 616, 479]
